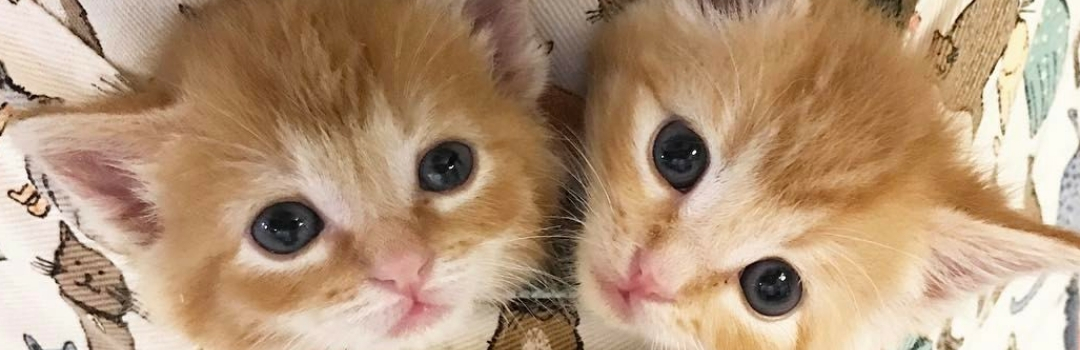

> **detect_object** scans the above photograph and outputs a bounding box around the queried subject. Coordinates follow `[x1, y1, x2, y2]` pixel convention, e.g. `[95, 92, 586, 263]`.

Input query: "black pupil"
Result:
[261, 211, 306, 245]
[432, 150, 459, 174]
[756, 269, 793, 302]
[660, 137, 704, 173]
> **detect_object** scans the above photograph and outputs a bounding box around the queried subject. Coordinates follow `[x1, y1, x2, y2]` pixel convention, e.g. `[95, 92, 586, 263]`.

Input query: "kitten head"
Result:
[575, 0, 1080, 349]
[9, 0, 558, 348]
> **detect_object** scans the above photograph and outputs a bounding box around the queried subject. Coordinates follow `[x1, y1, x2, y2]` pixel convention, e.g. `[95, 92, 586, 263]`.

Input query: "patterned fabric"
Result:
[0, 0, 1078, 349]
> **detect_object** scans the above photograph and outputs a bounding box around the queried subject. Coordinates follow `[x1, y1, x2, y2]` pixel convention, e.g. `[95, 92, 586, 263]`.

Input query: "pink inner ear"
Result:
[463, 0, 530, 87]
[53, 150, 159, 245]
[924, 241, 1041, 301]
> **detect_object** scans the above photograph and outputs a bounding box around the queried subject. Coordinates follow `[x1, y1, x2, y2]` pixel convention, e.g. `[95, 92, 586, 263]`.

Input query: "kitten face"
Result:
[10, 0, 558, 348]
[576, 0, 1080, 349]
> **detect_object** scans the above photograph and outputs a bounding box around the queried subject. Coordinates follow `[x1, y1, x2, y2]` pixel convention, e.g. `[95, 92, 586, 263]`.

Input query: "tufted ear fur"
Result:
[462, 0, 549, 103]
[919, 207, 1080, 308]
[4, 95, 177, 254]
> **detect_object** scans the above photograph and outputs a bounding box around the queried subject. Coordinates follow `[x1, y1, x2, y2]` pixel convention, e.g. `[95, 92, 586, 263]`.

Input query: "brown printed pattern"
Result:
[33, 221, 138, 350]
[487, 299, 584, 350]
[7, 155, 56, 219]
[928, 0, 1020, 131]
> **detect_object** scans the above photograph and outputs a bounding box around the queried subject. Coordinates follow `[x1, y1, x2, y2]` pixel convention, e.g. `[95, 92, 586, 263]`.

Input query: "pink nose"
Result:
[617, 249, 675, 304]
[369, 249, 433, 297]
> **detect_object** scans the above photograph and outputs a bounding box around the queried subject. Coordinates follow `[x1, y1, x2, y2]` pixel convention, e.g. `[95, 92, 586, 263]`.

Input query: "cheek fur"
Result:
[225, 237, 368, 310]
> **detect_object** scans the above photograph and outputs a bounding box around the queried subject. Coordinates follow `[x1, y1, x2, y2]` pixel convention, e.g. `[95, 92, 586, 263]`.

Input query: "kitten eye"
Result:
[652, 120, 709, 191]
[418, 141, 474, 192]
[740, 258, 803, 317]
[251, 202, 325, 255]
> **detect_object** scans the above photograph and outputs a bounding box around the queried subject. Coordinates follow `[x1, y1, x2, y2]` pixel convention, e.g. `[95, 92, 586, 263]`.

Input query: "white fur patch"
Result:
[630, 85, 680, 201]
[429, 151, 492, 214]
[232, 234, 333, 274]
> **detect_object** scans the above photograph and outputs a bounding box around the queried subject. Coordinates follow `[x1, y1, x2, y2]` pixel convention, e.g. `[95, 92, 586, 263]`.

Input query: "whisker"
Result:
[822, 231, 923, 261]
[824, 243, 885, 311]
[819, 252, 863, 322]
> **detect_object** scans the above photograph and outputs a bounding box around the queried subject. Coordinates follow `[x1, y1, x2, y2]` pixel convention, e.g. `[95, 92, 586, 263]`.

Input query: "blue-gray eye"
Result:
[740, 258, 803, 317]
[419, 141, 474, 192]
[652, 120, 709, 191]
[251, 202, 324, 255]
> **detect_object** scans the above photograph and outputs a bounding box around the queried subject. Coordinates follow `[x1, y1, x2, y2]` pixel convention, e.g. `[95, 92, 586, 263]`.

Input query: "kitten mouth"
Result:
[599, 281, 634, 320]
[592, 272, 636, 321]
[388, 300, 449, 337]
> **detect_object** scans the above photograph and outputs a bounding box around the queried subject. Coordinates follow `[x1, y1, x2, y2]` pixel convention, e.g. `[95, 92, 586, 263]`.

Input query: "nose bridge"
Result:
[358, 218, 428, 259]
[352, 118, 416, 197]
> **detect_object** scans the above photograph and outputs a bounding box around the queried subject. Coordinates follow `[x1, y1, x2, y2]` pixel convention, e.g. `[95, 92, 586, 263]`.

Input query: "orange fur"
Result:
[8, 0, 561, 349]
[575, 0, 1080, 349]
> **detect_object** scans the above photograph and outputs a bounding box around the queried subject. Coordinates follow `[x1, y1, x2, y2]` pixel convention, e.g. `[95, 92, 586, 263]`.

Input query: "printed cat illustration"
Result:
[24, 334, 78, 350]
[34, 221, 136, 350]
[928, 0, 1020, 130]
[486, 299, 583, 350]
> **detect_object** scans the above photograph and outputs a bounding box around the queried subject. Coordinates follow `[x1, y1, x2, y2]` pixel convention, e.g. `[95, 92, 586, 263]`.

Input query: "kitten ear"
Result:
[462, 0, 549, 103]
[920, 208, 1080, 304]
[4, 97, 177, 254]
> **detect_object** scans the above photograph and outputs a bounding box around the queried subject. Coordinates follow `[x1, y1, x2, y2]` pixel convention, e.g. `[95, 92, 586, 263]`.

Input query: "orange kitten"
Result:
[7, 0, 561, 348]
[575, 0, 1080, 349]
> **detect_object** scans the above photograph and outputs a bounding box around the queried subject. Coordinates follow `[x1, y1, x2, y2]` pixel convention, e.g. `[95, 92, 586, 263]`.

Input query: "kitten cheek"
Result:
[576, 269, 616, 318]
[714, 286, 801, 347]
